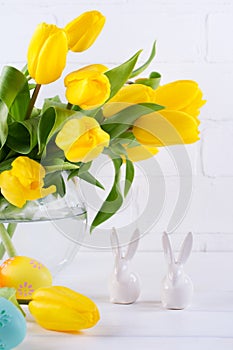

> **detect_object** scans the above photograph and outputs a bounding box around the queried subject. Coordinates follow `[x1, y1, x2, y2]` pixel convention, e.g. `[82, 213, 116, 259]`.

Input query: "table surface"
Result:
[16, 250, 233, 350]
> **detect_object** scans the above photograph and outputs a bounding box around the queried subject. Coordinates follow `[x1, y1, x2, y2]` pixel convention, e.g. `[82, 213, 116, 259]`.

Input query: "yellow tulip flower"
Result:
[29, 286, 100, 332]
[153, 80, 206, 118]
[55, 116, 110, 163]
[65, 11, 105, 52]
[103, 84, 156, 117]
[0, 157, 56, 208]
[133, 110, 200, 147]
[132, 80, 205, 147]
[64, 64, 110, 110]
[27, 23, 68, 84]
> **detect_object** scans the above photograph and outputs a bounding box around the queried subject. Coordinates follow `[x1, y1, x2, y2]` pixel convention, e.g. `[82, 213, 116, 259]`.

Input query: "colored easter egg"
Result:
[0, 297, 26, 349]
[0, 256, 52, 302]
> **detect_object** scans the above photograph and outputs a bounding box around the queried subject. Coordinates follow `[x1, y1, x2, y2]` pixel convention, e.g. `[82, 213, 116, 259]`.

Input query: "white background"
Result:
[0, 0, 232, 255]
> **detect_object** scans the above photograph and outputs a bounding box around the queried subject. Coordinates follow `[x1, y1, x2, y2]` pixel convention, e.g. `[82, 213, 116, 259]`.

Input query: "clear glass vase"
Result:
[0, 173, 87, 275]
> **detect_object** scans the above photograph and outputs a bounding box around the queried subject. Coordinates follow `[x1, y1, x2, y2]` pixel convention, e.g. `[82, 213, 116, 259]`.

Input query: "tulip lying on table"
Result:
[28, 286, 100, 332]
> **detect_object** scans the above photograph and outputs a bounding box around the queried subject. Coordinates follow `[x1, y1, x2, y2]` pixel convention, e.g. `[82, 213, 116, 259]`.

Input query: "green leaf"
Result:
[38, 106, 77, 155]
[0, 66, 30, 149]
[135, 71, 161, 90]
[78, 171, 105, 190]
[130, 41, 156, 79]
[78, 162, 92, 175]
[105, 50, 142, 100]
[102, 102, 164, 139]
[0, 287, 25, 316]
[0, 66, 28, 109]
[68, 162, 104, 190]
[44, 172, 66, 197]
[91, 156, 123, 232]
[44, 159, 80, 173]
[124, 158, 134, 197]
[0, 157, 16, 172]
[7, 118, 39, 154]
[42, 95, 67, 111]
[0, 102, 9, 149]
[110, 143, 127, 156]
[9, 82, 30, 121]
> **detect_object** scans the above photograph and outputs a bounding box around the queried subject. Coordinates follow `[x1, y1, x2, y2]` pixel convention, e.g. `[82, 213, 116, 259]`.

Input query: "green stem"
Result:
[0, 223, 17, 258]
[0, 224, 16, 259]
[0, 223, 17, 259]
[25, 84, 41, 120]
[7, 223, 17, 238]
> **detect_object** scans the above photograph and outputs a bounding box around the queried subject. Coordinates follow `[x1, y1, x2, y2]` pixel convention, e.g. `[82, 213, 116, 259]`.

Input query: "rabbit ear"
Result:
[177, 232, 193, 265]
[162, 232, 174, 265]
[111, 227, 122, 259]
[125, 228, 140, 261]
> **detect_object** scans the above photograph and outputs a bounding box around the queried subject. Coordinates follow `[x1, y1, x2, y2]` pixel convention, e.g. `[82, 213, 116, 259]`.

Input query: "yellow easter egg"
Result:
[0, 256, 52, 302]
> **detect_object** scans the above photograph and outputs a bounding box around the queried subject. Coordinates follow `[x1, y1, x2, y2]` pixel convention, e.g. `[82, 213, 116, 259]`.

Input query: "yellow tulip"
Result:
[28, 286, 100, 332]
[0, 157, 56, 208]
[64, 11, 105, 52]
[133, 110, 200, 147]
[55, 116, 110, 163]
[103, 84, 156, 117]
[64, 64, 110, 110]
[126, 144, 159, 162]
[132, 80, 205, 147]
[27, 23, 68, 84]
[153, 80, 206, 118]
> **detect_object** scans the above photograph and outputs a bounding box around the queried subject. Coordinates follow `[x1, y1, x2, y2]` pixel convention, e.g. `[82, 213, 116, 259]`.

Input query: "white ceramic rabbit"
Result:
[161, 231, 193, 310]
[109, 227, 141, 304]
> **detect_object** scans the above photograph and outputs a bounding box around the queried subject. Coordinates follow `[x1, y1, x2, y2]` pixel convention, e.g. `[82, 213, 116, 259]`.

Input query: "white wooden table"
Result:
[17, 251, 233, 350]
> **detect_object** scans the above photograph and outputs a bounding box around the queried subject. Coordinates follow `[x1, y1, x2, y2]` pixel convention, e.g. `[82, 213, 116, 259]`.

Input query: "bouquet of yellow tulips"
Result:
[0, 10, 205, 236]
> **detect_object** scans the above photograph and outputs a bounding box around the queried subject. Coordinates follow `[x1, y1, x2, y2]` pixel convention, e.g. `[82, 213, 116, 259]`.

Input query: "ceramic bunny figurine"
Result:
[161, 231, 193, 310]
[109, 227, 141, 304]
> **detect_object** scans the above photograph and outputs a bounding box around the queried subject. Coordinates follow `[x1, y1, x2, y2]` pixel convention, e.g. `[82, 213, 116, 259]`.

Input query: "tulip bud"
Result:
[27, 23, 68, 84]
[133, 110, 200, 147]
[65, 11, 105, 52]
[103, 84, 156, 118]
[0, 156, 56, 208]
[153, 80, 206, 119]
[55, 116, 110, 163]
[29, 286, 100, 332]
[64, 64, 110, 110]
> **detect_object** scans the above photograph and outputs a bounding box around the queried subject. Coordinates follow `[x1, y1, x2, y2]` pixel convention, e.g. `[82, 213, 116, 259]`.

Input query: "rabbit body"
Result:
[161, 232, 193, 310]
[161, 264, 193, 309]
[109, 228, 141, 304]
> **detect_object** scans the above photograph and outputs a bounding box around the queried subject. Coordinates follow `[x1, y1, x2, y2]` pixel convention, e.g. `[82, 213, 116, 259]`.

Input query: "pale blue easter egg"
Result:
[0, 297, 26, 349]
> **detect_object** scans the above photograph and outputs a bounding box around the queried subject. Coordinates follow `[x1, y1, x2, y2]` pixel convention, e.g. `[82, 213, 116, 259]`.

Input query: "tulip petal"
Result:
[27, 23, 68, 84]
[27, 23, 54, 79]
[64, 66, 110, 109]
[65, 11, 105, 52]
[0, 157, 56, 207]
[133, 110, 200, 147]
[35, 30, 68, 84]
[11, 157, 45, 189]
[56, 117, 110, 163]
[181, 89, 207, 117]
[0, 171, 26, 208]
[103, 84, 156, 117]
[25, 185, 56, 201]
[153, 80, 203, 112]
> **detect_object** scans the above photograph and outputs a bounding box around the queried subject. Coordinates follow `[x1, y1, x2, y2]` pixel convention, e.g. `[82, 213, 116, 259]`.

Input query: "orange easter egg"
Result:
[0, 256, 52, 301]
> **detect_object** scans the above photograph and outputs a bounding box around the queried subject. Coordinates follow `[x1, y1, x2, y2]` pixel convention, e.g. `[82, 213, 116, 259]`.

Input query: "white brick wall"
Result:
[0, 0, 232, 253]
